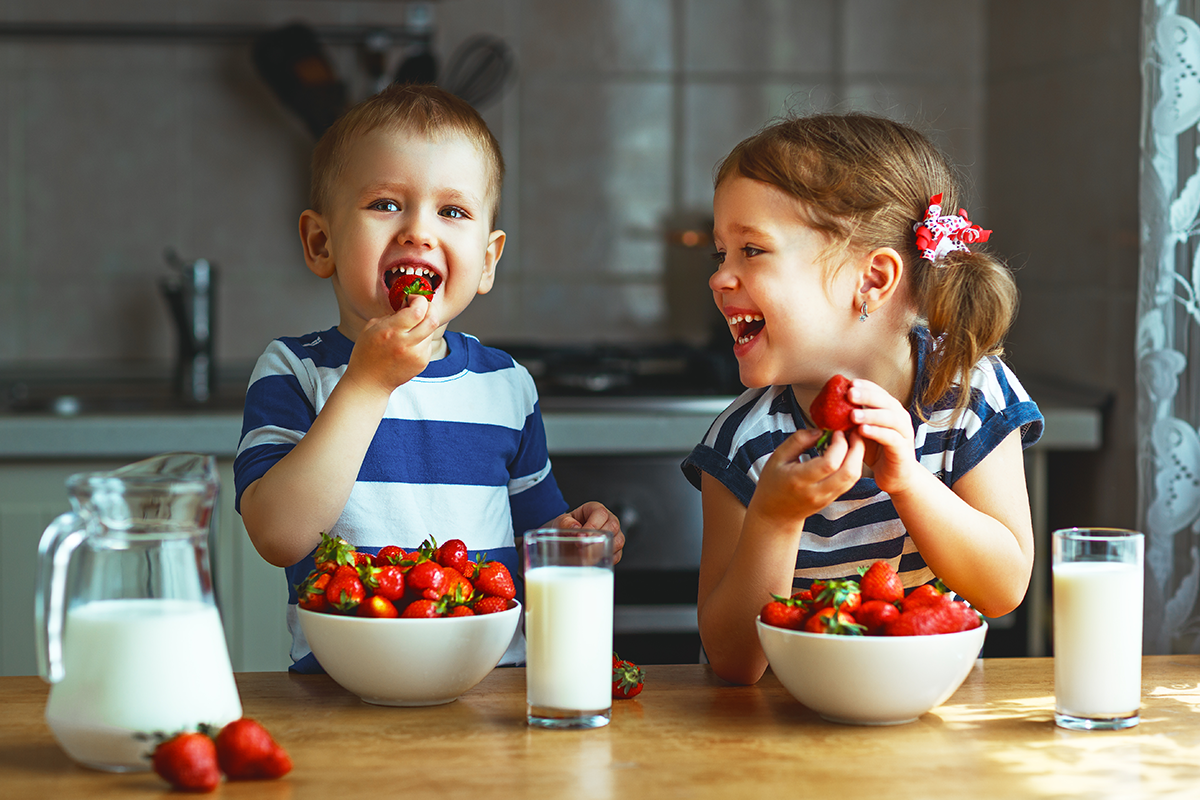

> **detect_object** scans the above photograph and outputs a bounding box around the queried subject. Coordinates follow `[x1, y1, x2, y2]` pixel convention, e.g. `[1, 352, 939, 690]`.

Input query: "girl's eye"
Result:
[711, 250, 726, 265]
[741, 246, 763, 258]
[440, 206, 468, 219]
[370, 199, 399, 212]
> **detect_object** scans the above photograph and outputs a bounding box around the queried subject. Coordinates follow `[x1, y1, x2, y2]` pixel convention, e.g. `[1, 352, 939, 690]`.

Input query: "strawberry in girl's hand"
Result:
[389, 274, 434, 312]
[215, 718, 292, 781]
[151, 731, 221, 793]
[809, 374, 855, 450]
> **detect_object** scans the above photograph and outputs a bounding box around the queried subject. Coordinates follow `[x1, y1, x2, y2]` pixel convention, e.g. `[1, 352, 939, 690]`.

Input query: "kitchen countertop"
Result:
[1, 657, 1198, 799]
[0, 401, 1099, 459]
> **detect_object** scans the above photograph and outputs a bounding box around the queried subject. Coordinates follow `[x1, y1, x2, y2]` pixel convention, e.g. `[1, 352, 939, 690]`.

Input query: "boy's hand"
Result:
[846, 380, 920, 496]
[747, 426, 864, 532]
[548, 502, 626, 565]
[344, 295, 442, 395]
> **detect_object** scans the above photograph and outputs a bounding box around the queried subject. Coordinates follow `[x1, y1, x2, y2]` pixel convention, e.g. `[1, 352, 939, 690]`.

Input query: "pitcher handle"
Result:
[35, 512, 87, 684]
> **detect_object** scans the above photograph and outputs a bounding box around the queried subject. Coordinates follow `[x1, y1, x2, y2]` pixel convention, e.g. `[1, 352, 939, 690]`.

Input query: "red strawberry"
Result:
[296, 571, 331, 613]
[856, 599, 901, 635]
[435, 538, 470, 573]
[365, 565, 406, 602]
[325, 564, 366, 613]
[859, 561, 904, 603]
[810, 578, 860, 614]
[388, 274, 434, 311]
[214, 718, 292, 781]
[374, 545, 406, 567]
[151, 731, 221, 793]
[313, 532, 355, 572]
[474, 560, 516, 600]
[612, 657, 645, 699]
[357, 595, 399, 618]
[760, 594, 809, 630]
[885, 602, 964, 636]
[401, 598, 444, 618]
[809, 374, 855, 449]
[473, 595, 510, 615]
[405, 560, 448, 601]
[802, 607, 866, 635]
[902, 583, 948, 610]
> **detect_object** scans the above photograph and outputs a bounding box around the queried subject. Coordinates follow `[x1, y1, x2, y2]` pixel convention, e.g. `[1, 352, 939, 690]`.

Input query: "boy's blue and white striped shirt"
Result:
[234, 327, 567, 669]
[681, 330, 1044, 591]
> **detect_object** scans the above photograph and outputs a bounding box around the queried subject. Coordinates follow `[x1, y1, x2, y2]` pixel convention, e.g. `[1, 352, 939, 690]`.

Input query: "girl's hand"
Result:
[344, 296, 442, 395]
[747, 427, 865, 530]
[848, 379, 920, 496]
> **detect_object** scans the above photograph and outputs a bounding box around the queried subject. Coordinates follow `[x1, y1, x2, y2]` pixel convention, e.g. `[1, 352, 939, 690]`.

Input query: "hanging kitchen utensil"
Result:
[251, 22, 348, 139]
[439, 34, 515, 109]
[394, 34, 438, 85]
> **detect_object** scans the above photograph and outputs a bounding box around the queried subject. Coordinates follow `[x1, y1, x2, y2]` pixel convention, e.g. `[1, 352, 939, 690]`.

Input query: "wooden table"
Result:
[3, 657, 1200, 799]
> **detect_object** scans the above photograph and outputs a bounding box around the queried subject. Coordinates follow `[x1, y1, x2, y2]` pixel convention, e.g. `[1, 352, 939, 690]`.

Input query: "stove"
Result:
[492, 341, 742, 664]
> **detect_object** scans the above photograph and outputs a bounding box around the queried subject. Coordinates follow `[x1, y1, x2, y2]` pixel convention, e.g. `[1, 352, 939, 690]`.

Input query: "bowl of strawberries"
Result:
[756, 561, 987, 725]
[297, 534, 521, 706]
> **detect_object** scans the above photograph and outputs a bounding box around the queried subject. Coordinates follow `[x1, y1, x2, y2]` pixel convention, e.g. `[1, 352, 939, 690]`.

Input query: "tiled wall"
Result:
[0, 0, 986, 368]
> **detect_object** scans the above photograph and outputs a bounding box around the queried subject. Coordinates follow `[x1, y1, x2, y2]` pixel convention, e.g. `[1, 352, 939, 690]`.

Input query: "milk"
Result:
[45, 598, 243, 771]
[1053, 561, 1143, 718]
[524, 566, 614, 712]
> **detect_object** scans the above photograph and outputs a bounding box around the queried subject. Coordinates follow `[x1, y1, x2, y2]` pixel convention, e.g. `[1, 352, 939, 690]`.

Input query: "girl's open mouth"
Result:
[727, 313, 764, 345]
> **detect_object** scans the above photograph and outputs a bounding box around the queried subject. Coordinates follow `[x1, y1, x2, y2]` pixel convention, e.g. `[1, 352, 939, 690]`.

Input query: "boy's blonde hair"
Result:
[715, 113, 1018, 419]
[310, 83, 505, 227]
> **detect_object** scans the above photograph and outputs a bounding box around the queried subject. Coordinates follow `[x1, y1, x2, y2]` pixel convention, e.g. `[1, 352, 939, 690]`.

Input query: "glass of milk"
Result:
[523, 528, 615, 729]
[1052, 528, 1144, 730]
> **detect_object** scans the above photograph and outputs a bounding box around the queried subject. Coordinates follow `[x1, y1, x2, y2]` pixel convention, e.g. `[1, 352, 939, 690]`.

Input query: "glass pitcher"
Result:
[36, 452, 242, 772]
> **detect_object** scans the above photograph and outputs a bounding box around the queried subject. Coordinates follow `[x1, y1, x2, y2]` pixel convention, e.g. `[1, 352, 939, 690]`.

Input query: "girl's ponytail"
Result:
[913, 247, 1018, 419]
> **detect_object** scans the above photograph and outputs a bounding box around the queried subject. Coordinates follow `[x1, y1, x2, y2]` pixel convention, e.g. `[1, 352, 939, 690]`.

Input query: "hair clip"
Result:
[913, 193, 991, 263]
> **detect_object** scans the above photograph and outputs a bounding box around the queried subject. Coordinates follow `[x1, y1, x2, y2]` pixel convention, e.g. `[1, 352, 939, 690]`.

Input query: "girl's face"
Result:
[710, 175, 860, 390]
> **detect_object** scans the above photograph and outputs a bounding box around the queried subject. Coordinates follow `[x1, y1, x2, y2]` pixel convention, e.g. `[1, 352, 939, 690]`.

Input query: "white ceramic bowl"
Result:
[757, 618, 987, 725]
[298, 602, 521, 706]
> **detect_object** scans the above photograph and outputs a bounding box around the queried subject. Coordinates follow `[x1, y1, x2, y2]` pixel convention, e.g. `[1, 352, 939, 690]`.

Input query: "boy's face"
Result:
[302, 127, 504, 344]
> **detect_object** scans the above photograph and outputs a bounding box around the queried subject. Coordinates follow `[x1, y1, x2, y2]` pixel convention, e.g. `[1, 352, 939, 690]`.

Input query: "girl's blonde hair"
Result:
[715, 113, 1017, 419]
[310, 83, 505, 227]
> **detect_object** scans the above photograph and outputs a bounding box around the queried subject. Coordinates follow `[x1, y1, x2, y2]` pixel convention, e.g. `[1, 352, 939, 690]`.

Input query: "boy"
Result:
[234, 84, 623, 672]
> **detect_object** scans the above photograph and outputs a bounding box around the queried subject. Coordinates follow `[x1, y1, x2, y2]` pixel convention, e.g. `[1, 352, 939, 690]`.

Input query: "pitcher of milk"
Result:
[35, 452, 242, 772]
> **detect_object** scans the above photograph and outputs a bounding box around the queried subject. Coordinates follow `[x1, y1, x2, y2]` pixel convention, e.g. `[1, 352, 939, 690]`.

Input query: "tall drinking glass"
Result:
[523, 528, 614, 729]
[1052, 528, 1144, 730]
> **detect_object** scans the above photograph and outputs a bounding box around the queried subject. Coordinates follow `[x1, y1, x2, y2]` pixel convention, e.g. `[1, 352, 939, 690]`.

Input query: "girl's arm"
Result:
[853, 380, 1034, 617]
[697, 429, 864, 685]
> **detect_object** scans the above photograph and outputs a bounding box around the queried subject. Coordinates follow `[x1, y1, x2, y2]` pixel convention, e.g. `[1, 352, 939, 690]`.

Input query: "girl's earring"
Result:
[858, 302, 869, 323]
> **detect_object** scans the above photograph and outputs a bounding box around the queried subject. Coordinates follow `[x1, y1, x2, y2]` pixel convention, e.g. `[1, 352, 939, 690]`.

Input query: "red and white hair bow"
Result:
[912, 193, 991, 263]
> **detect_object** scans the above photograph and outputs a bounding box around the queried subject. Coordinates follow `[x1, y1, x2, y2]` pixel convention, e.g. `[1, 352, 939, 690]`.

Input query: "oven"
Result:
[495, 342, 741, 664]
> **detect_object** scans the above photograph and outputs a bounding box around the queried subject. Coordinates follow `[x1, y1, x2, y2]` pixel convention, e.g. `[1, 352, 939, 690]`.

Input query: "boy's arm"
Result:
[241, 301, 442, 567]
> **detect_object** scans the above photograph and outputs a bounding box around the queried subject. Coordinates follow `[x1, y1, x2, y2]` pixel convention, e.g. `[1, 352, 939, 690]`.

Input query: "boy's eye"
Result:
[440, 206, 468, 220]
[370, 199, 399, 212]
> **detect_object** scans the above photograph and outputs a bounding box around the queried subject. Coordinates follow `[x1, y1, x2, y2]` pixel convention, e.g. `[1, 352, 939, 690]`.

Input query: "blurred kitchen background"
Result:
[0, 1, 1138, 670]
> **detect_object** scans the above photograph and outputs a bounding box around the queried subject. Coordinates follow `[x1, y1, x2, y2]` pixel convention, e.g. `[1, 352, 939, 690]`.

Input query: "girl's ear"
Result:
[300, 210, 335, 278]
[857, 247, 904, 315]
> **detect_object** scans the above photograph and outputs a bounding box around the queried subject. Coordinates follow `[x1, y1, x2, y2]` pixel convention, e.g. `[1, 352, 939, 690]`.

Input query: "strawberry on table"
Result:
[150, 731, 221, 793]
[809, 373, 856, 450]
[215, 718, 292, 781]
[612, 655, 645, 699]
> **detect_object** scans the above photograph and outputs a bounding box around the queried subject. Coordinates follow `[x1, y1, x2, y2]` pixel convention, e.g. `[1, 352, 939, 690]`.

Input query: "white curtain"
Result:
[1140, 0, 1200, 653]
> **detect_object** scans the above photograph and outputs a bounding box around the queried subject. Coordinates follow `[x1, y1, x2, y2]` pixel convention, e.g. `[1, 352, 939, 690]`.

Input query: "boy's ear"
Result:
[300, 210, 335, 279]
[475, 229, 506, 295]
[857, 247, 904, 315]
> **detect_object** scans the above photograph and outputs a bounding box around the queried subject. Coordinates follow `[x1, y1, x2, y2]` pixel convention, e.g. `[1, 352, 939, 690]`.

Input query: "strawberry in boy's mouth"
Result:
[385, 264, 442, 311]
[726, 311, 765, 347]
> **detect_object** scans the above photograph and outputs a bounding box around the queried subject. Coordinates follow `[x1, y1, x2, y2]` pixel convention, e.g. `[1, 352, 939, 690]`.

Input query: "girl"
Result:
[682, 113, 1044, 685]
